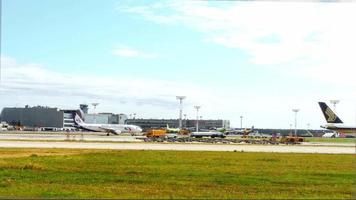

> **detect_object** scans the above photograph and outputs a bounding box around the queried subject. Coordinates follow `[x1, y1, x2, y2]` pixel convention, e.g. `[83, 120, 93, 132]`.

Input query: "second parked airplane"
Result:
[318, 102, 356, 134]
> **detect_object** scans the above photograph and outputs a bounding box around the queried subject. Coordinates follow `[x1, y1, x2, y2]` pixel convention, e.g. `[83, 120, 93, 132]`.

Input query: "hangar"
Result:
[0, 105, 80, 129]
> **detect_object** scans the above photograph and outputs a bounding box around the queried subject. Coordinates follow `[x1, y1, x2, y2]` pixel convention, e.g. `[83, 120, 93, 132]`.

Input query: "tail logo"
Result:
[325, 107, 336, 122]
[74, 114, 83, 125]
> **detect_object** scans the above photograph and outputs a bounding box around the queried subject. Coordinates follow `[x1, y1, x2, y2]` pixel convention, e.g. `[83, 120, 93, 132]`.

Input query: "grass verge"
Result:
[0, 148, 354, 199]
[305, 137, 356, 143]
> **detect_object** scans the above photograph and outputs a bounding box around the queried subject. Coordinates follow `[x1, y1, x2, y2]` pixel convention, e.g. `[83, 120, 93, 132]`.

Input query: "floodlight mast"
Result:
[194, 106, 201, 132]
[176, 96, 186, 129]
[92, 103, 99, 124]
[292, 109, 300, 137]
[330, 100, 340, 113]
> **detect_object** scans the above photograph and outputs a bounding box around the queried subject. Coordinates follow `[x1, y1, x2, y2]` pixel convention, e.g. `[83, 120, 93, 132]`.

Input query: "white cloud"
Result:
[118, 1, 356, 87]
[112, 46, 157, 58]
[1, 55, 355, 128]
[0, 55, 223, 119]
[2, 2, 356, 128]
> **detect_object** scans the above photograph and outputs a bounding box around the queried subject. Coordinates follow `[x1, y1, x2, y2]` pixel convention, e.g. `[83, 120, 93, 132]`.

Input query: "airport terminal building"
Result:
[0, 105, 126, 129]
[79, 104, 128, 124]
[126, 118, 230, 131]
[0, 104, 229, 131]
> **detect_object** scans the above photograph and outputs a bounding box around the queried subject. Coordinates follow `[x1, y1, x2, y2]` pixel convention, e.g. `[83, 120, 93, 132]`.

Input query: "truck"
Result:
[145, 129, 167, 138]
[280, 136, 304, 144]
[0, 122, 9, 131]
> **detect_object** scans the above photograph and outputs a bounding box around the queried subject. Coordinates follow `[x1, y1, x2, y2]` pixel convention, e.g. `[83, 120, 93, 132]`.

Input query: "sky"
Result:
[1, 0, 356, 128]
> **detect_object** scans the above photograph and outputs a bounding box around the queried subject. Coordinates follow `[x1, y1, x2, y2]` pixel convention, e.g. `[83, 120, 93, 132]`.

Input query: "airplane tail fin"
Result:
[318, 102, 343, 123]
[74, 113, 85, 125]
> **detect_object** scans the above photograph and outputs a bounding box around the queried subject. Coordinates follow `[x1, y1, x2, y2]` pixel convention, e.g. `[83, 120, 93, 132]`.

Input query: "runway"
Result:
[0, 140, 354, 154]
[0, 133, 354, 154]
[0, 133, 353, 145]
[0, 133, 144, 142]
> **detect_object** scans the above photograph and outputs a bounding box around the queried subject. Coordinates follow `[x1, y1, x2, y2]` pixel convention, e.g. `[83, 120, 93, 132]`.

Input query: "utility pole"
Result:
[292, 109, 300, 137]
[194, 106, 201, 132]
[330, 100, 340, 113]
[92, 103, 99, 124]
[240, 116, 243, 129]
[176, 96, 186, 129]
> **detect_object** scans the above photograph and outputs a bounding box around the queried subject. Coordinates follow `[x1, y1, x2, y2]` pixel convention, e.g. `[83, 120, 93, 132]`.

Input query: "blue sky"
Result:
[1, 0, 356, 128]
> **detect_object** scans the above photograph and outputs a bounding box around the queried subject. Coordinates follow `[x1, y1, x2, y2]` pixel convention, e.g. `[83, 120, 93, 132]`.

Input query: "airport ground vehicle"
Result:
[322, 132, 338, 138]
[0, 122, 8, 131]
[146, 129, 167, 138]
[178, 129, 189, 135]
[280, 136, 304, 144]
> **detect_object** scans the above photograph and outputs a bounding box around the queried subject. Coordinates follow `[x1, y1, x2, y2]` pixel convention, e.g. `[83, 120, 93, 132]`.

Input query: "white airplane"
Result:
[74, 113, 142, 135]
[190, 131, 226, 138]
[318, 102, 356, 135]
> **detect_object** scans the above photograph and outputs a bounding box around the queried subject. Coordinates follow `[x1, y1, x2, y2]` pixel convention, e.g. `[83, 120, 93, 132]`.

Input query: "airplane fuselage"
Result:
[80, 123, 142, 134]
[74, 113, 142, 134]
[321, 124, 356, 134]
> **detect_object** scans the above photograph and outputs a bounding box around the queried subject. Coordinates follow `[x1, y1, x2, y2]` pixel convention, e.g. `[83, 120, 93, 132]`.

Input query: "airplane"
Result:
[166, 124, 180, 133]
[74, 113, 142, 135]
[226, 126, 254, 136]
[318, 102, 356, 135]
[190, 131, 226, 138]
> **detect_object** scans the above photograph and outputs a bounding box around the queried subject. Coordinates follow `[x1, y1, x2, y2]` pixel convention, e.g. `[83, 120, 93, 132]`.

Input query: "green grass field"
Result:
[305, 137, 356, 143]
[0, 149, 354, 199]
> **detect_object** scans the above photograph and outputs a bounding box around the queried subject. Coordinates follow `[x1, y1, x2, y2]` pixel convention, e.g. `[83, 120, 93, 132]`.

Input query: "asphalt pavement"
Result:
[0, 140, 354, 154]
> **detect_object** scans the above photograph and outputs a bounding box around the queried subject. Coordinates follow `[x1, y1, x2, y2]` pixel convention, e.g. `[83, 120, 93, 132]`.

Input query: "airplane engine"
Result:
[106, 129, 121, 135]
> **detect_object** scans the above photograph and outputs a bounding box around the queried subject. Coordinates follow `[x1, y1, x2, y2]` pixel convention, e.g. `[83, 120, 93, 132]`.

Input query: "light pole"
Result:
[330, 100, 340, 113]
[184, 114, 187, 128]
[200, 116, 203, 130]
[292, 109, 300, 137]
[240, 116, 243, 129]
[176, 96, 186, 129]
[92, 103, 99, 124]
[194, 106, 201, 132]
